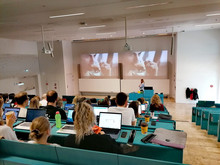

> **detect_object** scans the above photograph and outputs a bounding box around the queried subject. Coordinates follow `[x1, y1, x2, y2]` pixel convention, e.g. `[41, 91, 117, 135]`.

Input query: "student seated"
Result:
[108, 92, 136, 126]
[45, 90, 67, 120]
[129, 101, 143, 118]
[64, 101, 122, 154]
[0, 96, 18, 141]
[14, 91, 29, 118]
[29, 116, 59, 146]
[150, 94, 164, 112]
[29, 96, 40, 109]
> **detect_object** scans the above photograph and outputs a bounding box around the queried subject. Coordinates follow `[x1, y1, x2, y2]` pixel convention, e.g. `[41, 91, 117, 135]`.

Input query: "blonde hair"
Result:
[29, 116, 50, 140]
[0, 96, 4, 125]
[29, 96, 40, 109]
[56, 97, 63, 108]
[72, 96, 79, 105]
[74, 102, 95, 144]
[151, 94, 162, 108]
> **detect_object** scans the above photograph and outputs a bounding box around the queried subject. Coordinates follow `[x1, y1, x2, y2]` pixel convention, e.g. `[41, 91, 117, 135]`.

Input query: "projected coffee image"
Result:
[80, 53, 118, 78]
[122, 50, 168, 79]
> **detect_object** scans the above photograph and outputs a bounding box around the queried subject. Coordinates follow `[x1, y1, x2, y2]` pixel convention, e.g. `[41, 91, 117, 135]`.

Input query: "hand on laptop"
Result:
[6, 112, 16, 129]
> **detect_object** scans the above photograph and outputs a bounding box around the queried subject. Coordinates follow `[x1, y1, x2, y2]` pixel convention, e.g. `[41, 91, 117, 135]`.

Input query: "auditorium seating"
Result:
[0, 140, 185, 165]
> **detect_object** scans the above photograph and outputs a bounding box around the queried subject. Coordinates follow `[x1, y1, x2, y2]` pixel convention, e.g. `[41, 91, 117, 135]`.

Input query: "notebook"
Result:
[2, 107, 20, 120]
[14, 109, 46, 130]
[93, 107, 108, 117]
[98, 112, 122, 139]
[56, 110, 75, 134]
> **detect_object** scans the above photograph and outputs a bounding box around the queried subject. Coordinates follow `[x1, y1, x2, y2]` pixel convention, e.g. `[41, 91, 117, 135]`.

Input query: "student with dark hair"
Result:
[129, 101, 142, 118]
[45, 90, 67, 120]
[2, 93, 9, 103]
[108, 92, 135, 126]
[15, 91, 28, 118]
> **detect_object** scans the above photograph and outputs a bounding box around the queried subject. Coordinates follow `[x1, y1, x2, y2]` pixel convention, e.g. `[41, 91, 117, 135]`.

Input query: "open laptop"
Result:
[14, 109, 46, 130]
[64, 104, 75, 111]
[2, 107, 20, 120]
[98, 112, 122, 139]
[3, 103, 11, 109]
[93, 107, 108, 117]
[57, 109, 75, 134]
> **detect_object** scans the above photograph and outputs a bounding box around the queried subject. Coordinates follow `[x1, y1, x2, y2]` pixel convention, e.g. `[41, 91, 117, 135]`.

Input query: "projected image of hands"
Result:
[80, 53, 118, 78]
[123, 50, 168, 79]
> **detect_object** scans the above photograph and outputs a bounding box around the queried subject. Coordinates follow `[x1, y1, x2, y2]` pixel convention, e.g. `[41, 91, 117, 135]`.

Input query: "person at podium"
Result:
[139, 79, 145, 92]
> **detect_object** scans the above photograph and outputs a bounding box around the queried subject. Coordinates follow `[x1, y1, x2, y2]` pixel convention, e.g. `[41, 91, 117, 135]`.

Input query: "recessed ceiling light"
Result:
[24, 69, 29, 72]
[49, 13, 85, 19]
[16, 82, 24, 86]
[79, 25, 106, 29]
[206, 13, 220, 17]
[127, 2, 171, 9]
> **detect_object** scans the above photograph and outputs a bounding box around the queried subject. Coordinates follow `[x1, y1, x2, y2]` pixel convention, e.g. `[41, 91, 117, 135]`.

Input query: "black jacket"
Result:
[45, 105, 67, 120]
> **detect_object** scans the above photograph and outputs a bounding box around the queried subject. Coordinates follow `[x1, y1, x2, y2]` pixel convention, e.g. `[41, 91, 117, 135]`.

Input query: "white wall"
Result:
[176, 29, 220, 103]
[37, 41, 66, 96]
[73, 36, 173, 95]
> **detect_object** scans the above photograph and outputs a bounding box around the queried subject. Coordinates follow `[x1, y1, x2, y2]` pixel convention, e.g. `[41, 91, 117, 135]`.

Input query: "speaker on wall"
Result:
[119, 63, 123, 79]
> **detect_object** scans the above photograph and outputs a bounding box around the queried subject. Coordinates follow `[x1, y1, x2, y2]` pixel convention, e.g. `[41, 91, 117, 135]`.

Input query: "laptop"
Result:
[2, 107, 20, 120]
[14, 109, 46, 130]
[64, 104, 75, 111]
[56, 110, 75, 134]
[3, 103, 11, 109]
[98, 112, 122, 139]
[93, 107, 108, 117]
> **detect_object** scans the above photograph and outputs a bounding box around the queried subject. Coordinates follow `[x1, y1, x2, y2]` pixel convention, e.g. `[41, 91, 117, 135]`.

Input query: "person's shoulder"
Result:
[0, 124, 10, 131]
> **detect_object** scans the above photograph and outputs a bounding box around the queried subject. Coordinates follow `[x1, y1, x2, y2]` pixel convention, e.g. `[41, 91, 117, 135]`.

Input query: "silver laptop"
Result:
[14, 109, 46, 130]
[57, 110, 76, 134]
[98, 112, 122, 139]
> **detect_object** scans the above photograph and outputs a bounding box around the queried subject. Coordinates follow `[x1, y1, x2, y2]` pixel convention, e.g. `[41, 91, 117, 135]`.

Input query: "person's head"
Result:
[110, 98, 117, 106]
[2, 93, 9, 103]
[72, 96, 79, 105]
[46, 90, 58, 103]
[116, 92, 128, 107]
[0, 96, 4, 125]
[78, 97, 86, 103]
[29, 96, 40, 109]
[56, 97, 63, 108]
[90, 98, 97, 104]
[29, 116, 50, 142]
[141, 79, 144, 83]
[98, 99, 109, 106]
[129, 101, 139, 118]
[85, 99, 92, 105]
[137, 97, 145, 104]
[42, 93, 47, 100]
[151, 94, 162, 107]
[74, 102, 95, 144]
[15, 91, 28, 107]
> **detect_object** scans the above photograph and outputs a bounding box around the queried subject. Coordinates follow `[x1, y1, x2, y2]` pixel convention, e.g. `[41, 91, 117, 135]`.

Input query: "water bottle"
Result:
[55, 111, 61, 128]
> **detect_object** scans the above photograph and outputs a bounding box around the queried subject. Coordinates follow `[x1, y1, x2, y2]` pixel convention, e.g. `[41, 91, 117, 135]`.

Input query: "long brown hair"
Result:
[74, 102, 95, 144]
[151, 94, 162, 108]
[0, 96, 4, 125]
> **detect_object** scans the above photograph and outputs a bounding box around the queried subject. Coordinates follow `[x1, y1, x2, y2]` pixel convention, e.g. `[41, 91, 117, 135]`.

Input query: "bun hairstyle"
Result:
[29, 116, 50, 140]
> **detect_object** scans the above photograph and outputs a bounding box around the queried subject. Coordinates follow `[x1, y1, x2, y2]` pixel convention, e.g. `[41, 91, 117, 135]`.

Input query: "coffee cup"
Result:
[145, 115, 150, 122]
[6, 111, 14, 120]
[141, 122, 148, 134]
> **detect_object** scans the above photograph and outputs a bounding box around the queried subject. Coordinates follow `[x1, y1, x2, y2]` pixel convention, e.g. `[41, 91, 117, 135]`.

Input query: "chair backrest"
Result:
[118, 154, 184, 165]
[197, 101, 215, 107]
[56, 146, 118, 165]
[0, 140, 59, 163]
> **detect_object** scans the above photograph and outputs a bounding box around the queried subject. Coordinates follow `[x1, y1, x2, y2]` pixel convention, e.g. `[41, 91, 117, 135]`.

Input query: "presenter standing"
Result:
[139, 79, 145, 92]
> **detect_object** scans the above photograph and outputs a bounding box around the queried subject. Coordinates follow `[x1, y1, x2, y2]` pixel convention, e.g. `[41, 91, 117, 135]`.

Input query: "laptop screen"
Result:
[99, 112, 122, 129]
[3, 103, 11, 109]
[93, 107, 108, 116]
[66, 109, 74, 123]
[141, 104, 146, 111]
[26, 109, 46, 122]
[2, 107, 20, 120]
[64, 104, 75, 111]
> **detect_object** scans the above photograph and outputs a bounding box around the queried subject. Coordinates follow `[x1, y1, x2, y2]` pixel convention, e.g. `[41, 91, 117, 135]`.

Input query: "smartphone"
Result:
[151, 121, 156, 126]
[121, 131, 127, 138]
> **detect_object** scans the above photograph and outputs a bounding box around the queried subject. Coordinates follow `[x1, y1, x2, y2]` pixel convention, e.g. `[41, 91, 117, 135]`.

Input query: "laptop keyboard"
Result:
[20, 122, 31, 127]
[102, 129, 119, 134]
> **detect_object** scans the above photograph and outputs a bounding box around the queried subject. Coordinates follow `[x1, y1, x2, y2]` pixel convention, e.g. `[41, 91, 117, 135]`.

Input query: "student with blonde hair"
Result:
[150, 94, 164, 111]
[29, 116, 59, 146]
[29, 96, 40, 109]
[64, 101, 122, 153]
[0, 96, 18, 140]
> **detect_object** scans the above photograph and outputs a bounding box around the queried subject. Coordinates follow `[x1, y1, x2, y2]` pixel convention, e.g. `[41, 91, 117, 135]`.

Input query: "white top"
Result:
[39, 99, 47, 106]
[18, 107, 27, 118]
[0, 125, 18, 141]
[108, 107, 135, 126]
[28, 140, 60, 146]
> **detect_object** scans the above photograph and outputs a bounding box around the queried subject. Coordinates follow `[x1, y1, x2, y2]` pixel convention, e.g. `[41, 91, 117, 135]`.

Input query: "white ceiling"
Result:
[1, 0, 220, 41]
